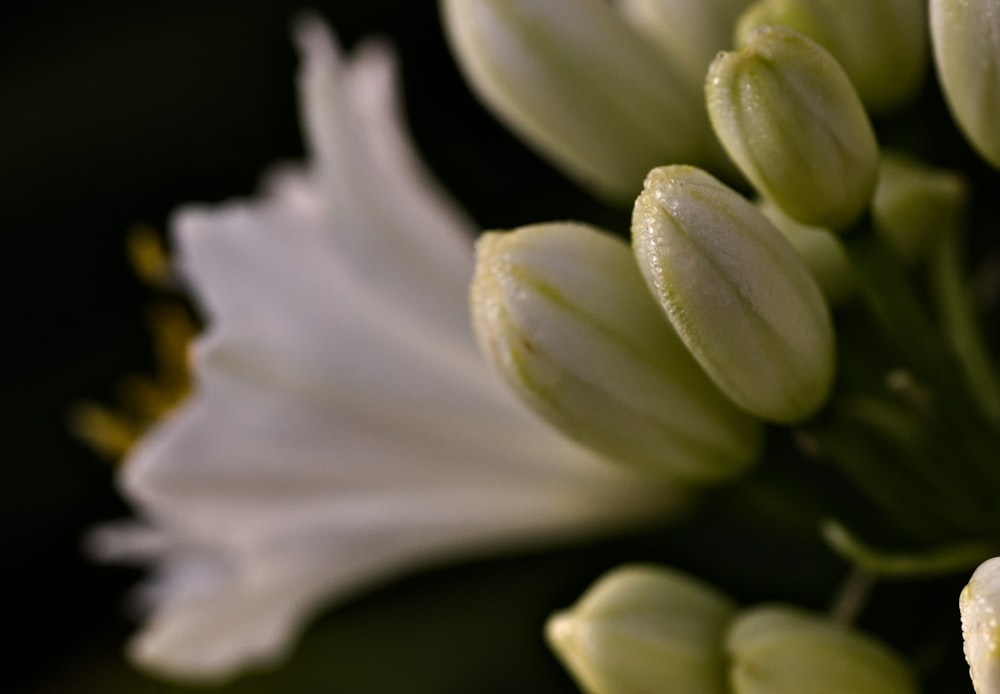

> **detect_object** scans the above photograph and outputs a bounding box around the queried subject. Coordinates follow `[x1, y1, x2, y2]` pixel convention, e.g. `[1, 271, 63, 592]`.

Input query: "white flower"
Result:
[91, 20, 680, 684]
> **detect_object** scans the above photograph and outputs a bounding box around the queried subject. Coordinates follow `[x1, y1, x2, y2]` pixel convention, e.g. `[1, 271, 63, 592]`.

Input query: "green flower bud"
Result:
[727, 605, 918, 694]
[618, 0, 753, 90]
[931, 0, 1000, 169]
[736, 0, 927, 113]
[471, 222, 762, 484]
[633, 165, 835, 423]
[546, 564, 735, 694]
[706, 25, 879, 230]
[440, 0, 721, 203]
[960, 557, 1000, 694]
[873, 152, 967, 264]
[757, 199, 855, 305]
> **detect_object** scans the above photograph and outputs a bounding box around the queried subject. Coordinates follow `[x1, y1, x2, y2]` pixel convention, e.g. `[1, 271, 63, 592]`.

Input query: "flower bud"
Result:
[873, 152, 967, 264]
[440, 0, 721, 203]
[546, 564, 735, 694]
[727, 605, 918, 694]
[618, 0, 753, 90]
[706, 25, 879, 230]
[931, 0, 1000, 169]
[471, 222, 762, 484]
[960, 557, 1000, 694]
[736, 0, 927, 113]
[633, 166, 835, 423]
[757, 199, 855, 305]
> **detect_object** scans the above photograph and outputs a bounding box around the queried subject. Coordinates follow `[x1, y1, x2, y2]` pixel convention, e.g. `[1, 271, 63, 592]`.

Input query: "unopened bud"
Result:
[471, 222, 761, 484]
[706, 25, 879, 230]
[546, 564, 735, 694]
[757, 199, 854, 305]
[736, 0, 927, 113]
[633, 165, 835, 423]
[873, 152, 967, 264]
[931, 0, 1000, 169]
[441, 0, 721, 203]
[618, 0, 753, 90]
[728, 605, 918, 694]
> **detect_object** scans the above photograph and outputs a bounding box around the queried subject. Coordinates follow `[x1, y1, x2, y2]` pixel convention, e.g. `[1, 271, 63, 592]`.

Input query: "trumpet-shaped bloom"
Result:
[91, 20, 679, 683]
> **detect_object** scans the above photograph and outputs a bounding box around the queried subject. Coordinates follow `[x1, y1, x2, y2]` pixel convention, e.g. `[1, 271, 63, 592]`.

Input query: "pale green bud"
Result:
[618, 0, 754, 90]
[633, 165, 835, 423]
[873, 152, 967, 264]
[960, 557, 1000, 694]
[757, 199, 855, 305]
[440, 0, 720, 203]
[471, 222, 761, 484]
[736, 0, 927, 113]
[931, 0, 1000, 169]
[727, 605, 918, 694]
[706, 25, 879, 230]
[546, 564, 735, 694]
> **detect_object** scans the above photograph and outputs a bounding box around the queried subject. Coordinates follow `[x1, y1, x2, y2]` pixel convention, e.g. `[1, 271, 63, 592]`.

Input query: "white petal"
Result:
[97, 20, 679, 683]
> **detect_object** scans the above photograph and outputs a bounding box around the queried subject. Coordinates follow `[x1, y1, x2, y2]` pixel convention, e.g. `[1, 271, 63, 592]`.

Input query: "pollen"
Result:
[71, 228, 197, 462]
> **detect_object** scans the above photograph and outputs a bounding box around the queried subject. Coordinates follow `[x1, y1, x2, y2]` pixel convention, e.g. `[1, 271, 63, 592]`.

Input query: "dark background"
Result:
[1, 1, 977, 692]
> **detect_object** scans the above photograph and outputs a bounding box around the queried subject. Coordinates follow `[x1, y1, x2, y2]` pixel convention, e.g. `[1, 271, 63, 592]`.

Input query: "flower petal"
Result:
[96, 19, 679, 682]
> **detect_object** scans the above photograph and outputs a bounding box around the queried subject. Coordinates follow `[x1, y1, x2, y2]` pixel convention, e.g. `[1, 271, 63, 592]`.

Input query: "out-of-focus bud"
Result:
[440, 0, 722, 204]
[931, 0, 1000, 170]
[757, 199, 855, 305]
[736, 0, 927, 113]
[727, 605, 918, 694]
[618, 0, 753, 90]
[960, 557, 1000, 694]
[873, 152, 967, 264]
[633, 165, 835, 423]
[706, 25, 879, 230]
[471, 222, 762, 484]
[546, 564, 735, 694]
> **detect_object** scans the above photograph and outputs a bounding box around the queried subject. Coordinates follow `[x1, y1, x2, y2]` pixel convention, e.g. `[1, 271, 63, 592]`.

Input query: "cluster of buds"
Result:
[445, 0, 1000, 691]
[547, 565, 916, 694]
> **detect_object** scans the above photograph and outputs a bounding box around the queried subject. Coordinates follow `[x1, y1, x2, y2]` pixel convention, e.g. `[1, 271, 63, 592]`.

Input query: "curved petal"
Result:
[95, 19, 680, 683]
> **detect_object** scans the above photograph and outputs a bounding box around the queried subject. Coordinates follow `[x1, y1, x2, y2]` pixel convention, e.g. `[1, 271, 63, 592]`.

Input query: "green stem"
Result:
[822, 520, 998, 578]
[828, 567, 875, 626]
[842, 231, 1000, 498]
[929, 227, 1000, 423]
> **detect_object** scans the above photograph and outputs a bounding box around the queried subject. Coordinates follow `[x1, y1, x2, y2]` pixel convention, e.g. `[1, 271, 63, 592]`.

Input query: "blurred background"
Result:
[1, 1, 974, 692]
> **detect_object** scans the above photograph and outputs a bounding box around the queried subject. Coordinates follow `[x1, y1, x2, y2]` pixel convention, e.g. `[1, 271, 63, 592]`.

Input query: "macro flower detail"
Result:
[632, 165, 835, 423]
[546, 563, 736, 694]
[470, 222, 762, 486]
[706, 25, 879, 230]
[727, 605, 917, 694]
[547, 564, 917, 694]
[90, 20, 679, 683]
[735, 0, 927, 113]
